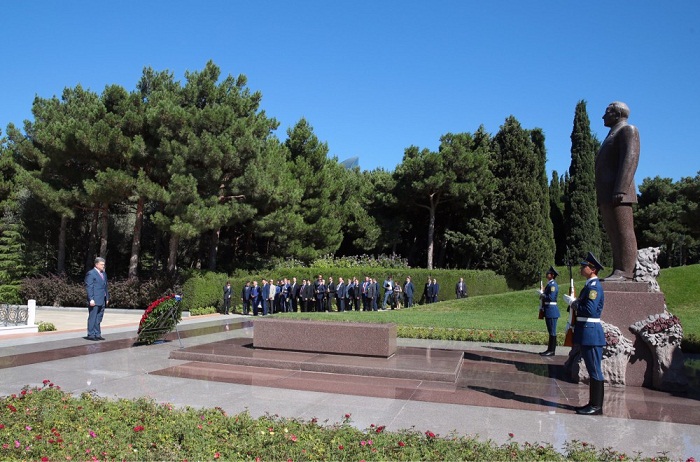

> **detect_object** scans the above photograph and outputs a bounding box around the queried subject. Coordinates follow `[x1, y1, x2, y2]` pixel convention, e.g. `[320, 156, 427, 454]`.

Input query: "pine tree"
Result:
[284, 118, 346, 261]
[565, 100, 601, 262]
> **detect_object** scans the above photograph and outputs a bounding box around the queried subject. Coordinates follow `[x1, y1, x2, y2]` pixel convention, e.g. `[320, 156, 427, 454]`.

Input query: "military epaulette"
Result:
[590, 280, 597, 287]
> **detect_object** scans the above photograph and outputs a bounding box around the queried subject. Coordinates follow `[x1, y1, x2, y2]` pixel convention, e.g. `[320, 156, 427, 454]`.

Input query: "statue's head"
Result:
[603, 101, 630, 127]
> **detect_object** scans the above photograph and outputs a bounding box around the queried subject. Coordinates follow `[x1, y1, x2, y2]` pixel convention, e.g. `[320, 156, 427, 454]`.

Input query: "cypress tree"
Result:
[492, 116, 554, 288]
[565, 100, 601, 262]
[549, 171, 567, 264]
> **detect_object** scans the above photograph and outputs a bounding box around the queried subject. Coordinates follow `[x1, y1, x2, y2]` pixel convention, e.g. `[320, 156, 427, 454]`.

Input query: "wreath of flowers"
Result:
[630, 312, 683, 347]
[136, 294, 182, 345]
[601, 321, 634, 359]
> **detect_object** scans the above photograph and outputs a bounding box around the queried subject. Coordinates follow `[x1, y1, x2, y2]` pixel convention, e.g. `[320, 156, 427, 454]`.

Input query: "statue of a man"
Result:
[595, 101, 640, 281]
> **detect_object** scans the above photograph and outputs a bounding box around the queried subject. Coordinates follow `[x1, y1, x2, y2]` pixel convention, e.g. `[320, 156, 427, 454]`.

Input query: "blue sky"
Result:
[2, 1, 699, 183]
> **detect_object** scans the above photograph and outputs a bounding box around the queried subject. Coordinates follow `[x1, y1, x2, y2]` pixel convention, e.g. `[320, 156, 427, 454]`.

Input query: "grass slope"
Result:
[282, 264, 700, 340]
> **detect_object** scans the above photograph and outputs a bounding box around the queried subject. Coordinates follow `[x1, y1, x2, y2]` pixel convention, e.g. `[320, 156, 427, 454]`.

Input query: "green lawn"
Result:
[280, 264, 700, 341]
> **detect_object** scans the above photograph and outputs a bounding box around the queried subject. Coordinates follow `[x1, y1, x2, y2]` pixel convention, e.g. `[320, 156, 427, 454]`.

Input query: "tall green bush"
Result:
[183, 267, 511, 312]
[180, 271, 226, 313]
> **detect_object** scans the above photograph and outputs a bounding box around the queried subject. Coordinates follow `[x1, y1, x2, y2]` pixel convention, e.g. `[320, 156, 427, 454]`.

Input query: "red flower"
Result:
[7, 405, 17, 413]
[133, 425, 145, 432]
[398, 441, 405, 447]
[425, 430, 436, 438]
[375, 425, 385, 433]
[338, 445, 344, 450]
[508, 432, 514, 438]
[41, 458, 49, 462]
[214, 453, 220, 459]
[0, 424, 4, 429]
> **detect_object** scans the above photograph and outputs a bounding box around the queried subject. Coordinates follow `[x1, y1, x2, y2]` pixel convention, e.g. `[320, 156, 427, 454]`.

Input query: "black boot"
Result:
[576, 379, 604, 415]
[539, 336, 556, 356]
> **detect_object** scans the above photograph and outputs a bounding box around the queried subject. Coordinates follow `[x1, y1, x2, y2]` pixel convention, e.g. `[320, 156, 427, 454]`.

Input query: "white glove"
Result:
[535, 289, 544, 296]
[563, 294, 574, 306]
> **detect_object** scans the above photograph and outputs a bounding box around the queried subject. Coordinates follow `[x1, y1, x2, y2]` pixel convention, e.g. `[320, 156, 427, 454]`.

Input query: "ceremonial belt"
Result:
[577, 317, 600, 323]
[543, 302, 557, 305]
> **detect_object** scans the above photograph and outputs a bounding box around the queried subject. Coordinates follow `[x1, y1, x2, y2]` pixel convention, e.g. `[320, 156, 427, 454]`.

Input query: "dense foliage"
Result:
[1, 62, 698, 296]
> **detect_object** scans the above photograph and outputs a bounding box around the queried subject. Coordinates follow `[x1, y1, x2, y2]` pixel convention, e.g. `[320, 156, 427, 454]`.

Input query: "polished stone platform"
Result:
[170, 337, 461, 381]
[157, 336, 700, 426]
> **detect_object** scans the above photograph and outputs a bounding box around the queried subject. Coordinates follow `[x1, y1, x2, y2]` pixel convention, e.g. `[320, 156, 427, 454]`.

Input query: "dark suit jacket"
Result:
[85, 268, 109, 306]
[595, 121, 639, 204]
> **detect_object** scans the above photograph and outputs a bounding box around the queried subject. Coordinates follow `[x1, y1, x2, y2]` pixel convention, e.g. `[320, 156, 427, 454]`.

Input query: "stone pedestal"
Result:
[601, 281, 666, 387]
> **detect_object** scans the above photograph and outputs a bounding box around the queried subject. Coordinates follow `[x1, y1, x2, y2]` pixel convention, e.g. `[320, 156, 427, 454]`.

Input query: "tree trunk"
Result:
[99, 203, 109, 258]
[167, 233, 180, 274]
[128, 197, 144, 280]
[57, 215, 68, 275]
[86, 210, 99, 272]
[207, 228, 220, 271]
[427, 199, 436, 270]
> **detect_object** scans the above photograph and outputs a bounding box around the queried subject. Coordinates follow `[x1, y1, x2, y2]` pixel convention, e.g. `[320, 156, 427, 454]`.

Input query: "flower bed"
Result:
[0, 381, 660, 461]
[136, 295, 182, 345]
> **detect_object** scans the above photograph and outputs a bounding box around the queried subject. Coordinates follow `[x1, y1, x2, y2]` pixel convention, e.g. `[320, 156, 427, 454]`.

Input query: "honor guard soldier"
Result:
[565, 252, 606, 415]
[539, 267, 560, 356]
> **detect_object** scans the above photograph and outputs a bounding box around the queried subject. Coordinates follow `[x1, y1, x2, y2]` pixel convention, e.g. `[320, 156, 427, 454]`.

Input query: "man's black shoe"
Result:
[86, 336, 98, 341]
[96, 336, 106, 341]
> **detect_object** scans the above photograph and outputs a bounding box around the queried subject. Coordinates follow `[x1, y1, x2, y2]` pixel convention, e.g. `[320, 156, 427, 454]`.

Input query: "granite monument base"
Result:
[252, 317, 397, 358]
[570, 280, 685, 389]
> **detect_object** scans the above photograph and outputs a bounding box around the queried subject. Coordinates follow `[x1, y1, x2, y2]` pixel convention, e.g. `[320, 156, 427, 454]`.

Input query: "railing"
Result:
[0, 304, 29, 327]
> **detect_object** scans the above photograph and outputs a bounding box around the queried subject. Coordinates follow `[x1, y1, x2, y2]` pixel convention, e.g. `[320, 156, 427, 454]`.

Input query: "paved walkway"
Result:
[1, 309, 698, 460]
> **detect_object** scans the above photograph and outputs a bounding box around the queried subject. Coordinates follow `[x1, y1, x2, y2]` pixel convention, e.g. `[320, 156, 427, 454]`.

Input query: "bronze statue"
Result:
[595, 102, 639, 281]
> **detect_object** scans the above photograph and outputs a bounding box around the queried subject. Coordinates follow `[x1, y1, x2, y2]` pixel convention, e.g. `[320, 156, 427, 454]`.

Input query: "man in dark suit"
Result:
[455, 277, 468, 299]
[565, 252, 606, 415]
[289, 277, 299, 312]
[366, 277, 377, 311]
[352, 277, 362, 311]
[421, 277, 431, 304]
[223, 281, 232, 314]
[315, 278, 327, 312]
[336, 277, 346, 312]
[85, 257, 109, 341]
[595, 101, 640, 281]
[403, 276, 414, 308]
[431, 278, 440, 303]
[260, 279, 271, 316]
[327, 277, 337, 312]
[302, 279, 314, 312]
[241, 282, 251, 315]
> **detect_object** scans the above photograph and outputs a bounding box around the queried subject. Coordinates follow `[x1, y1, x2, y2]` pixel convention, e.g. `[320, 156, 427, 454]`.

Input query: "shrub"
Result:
[180, 272, 225, 313]
[19, 275, 179, 309]
[20, 274, 85, 307]
[190, 306, 217, 316]
[37, 321, 56, 332]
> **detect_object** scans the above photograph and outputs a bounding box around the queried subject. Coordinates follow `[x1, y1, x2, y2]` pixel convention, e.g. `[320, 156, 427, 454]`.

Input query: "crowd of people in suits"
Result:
[224, 274, 468, 316]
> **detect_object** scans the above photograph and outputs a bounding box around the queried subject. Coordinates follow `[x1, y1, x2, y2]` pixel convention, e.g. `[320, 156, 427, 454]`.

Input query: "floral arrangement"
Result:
[630, 312, 683, 347]
[136, 294, 182, 345]
[601, 321, 634, 359]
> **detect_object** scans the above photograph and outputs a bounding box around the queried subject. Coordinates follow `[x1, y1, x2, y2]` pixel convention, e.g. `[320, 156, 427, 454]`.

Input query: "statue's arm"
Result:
[614, 125, 640, 202]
